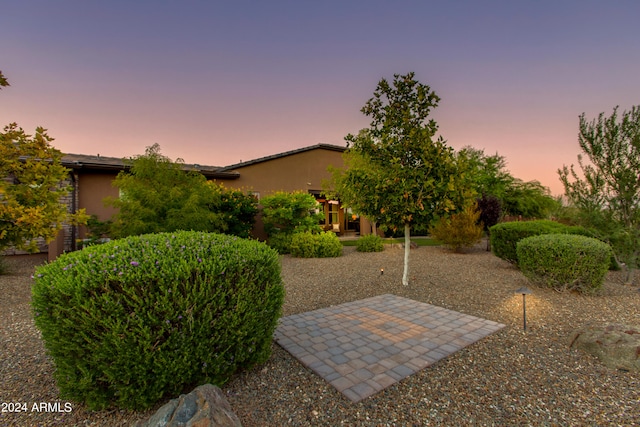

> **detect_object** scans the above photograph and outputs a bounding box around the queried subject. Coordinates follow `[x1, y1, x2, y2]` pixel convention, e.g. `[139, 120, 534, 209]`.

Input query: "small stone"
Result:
[136, 384, 242, 427]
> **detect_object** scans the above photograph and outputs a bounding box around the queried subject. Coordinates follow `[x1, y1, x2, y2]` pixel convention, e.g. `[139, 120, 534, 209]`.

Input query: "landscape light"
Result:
[515, 286, 532, 331]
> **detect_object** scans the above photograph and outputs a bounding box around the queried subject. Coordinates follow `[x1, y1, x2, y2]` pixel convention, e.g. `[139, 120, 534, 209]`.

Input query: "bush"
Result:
[356, 234, 384, 252]
[266, 232, 294, 254]
[260, 191, 323, 236]
[517, 234, 612, 294]
[489, 220, 590, 264]
[429, 204, 483, 252]
[315, 231, 343, 257]
[31, 231, 284, 410]
[290, 231, 342, 258]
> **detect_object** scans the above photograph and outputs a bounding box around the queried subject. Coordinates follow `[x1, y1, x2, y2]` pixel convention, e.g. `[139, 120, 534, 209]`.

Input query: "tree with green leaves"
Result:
[331, 72, 468, 285]
[260, 191, 322, 235]
[559, 105, 640, 285]
[107, 144, 257, 238]
[260, 191, 323, 254]
[0, 124, 88, 252]
[502, 179, 559, 219]
[458, 146, 558, 219]
[457, 146, 512, 200]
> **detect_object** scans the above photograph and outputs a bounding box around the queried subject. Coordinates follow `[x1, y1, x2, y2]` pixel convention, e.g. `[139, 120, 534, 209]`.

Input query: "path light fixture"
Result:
[380, 268, 384, 276]
[515, 286, 532, 331]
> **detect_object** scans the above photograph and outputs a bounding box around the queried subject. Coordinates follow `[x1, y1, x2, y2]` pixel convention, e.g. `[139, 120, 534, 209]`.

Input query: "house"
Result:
[45, 143, 370, 259]
[214, 144, 364, 238]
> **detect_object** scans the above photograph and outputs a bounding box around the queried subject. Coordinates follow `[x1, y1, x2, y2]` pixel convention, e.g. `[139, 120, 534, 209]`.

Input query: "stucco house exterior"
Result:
[45, 143, 368, 259]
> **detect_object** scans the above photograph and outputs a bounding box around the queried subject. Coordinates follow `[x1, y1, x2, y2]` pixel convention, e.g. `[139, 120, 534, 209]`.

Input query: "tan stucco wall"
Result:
[217, 148, 344, 198]
[77, 172, 119, 239]
[216, 147, 346, 239]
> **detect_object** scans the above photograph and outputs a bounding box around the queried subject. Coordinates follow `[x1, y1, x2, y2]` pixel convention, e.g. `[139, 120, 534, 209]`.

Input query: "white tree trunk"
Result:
[402, 223, 410, 286]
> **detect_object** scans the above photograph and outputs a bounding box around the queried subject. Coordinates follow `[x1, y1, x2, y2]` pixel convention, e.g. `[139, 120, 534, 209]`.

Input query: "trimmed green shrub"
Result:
[290, 231, 342, 258]
[356, 234, 384, 252]
[517, 233, 612, 294]
[31, 231, 284, 410]
[266, 232, 294, 254]
[429, 204, 483, 252]
[315, 231, 343, 257]
[490, 220, 590, 264]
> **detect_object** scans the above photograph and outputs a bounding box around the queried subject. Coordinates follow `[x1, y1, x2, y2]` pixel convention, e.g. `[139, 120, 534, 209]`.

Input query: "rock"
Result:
[136, 384, 242, 427]
[392, 242, 419, 250]
[570, 323, 640, 372]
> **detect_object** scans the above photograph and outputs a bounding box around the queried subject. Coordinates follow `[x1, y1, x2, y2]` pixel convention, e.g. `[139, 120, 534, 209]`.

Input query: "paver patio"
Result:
[274, 294, 505, 402]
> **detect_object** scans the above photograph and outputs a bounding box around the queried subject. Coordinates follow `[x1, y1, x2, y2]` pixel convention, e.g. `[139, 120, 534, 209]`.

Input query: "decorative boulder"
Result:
[570, 323, 640, 372]
[393, 242, 419, 250]
[136, 384, 242, 427]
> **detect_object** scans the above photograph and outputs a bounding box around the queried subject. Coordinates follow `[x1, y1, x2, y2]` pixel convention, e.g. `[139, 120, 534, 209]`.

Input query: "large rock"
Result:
[136, 384, 242, 427]
[570, 323, 640, 372]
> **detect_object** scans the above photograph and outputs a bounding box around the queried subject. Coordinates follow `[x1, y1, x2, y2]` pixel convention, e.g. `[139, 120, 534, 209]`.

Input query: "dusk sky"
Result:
[2, 1, 639, 196]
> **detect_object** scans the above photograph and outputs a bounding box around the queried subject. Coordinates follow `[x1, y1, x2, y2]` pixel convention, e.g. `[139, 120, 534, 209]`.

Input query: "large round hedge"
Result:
[32, 231, 284, 410]
[516, 233, 612, 294]
[490, 220, 591, 264]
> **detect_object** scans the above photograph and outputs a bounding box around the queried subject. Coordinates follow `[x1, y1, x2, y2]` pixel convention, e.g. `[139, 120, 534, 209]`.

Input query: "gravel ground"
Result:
[1, 243, 639, 426]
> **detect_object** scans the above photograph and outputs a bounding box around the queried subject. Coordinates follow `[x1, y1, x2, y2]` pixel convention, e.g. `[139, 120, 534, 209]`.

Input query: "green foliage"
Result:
[215, 185, 259, 238]
[559, 105, 640, 284]
[457, 146, 512, 200]
[458, 146, 558, 219]
[261, 191, 322, 235]
[290, 231, 342, 258]
[107, 144, 256, 238]
[430, 204, 483, 252]
[356, 234, 384, 252]
[0, 123, 88, 252]
[31, 231, 284, 410]
[261, 191, 322, 254]
[328, 72, 470, 285]
[266, 232, 294, 255]
[490, 220, 590, 264]
[517, 234, 612, 294]
[502, 179, 560, 219]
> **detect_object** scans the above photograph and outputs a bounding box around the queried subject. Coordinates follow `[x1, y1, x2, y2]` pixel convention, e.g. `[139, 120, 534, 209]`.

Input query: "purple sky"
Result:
[2, 1, 639, 196]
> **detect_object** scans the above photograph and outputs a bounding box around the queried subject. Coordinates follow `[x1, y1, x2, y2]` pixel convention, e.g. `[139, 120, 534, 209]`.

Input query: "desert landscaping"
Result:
[1, 242, 639, 426]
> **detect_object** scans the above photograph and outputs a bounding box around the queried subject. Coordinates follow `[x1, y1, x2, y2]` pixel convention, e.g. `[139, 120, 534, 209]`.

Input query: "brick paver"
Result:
[274, 294, 505, 402]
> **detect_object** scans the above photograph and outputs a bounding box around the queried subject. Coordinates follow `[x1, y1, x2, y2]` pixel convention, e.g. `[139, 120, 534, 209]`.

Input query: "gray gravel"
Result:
[1, 243, 640, 426]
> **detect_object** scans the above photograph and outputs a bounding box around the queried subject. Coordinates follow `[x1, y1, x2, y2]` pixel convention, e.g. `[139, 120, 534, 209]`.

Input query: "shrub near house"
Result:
[31, 231, 284, 410]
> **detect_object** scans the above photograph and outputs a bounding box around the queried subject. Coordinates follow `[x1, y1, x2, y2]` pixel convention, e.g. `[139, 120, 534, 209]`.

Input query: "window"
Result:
[328, 201, 339, 224]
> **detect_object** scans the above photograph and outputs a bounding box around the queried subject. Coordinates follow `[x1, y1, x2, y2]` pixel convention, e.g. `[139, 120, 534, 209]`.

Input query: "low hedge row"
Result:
[489, 220, 591, 264]
[517, 234, 612, 294]
[32, 231, 284, 410]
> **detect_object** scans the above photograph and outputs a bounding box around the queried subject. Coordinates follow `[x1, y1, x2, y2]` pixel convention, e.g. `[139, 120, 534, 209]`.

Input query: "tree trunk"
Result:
[625, 265, 636, 286]
[372, 221, 377, 236]
[402, 223, 410, 286]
